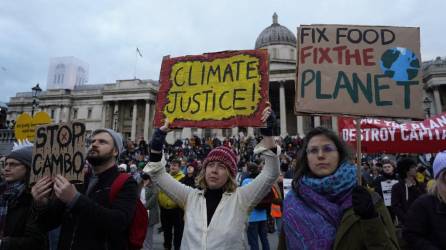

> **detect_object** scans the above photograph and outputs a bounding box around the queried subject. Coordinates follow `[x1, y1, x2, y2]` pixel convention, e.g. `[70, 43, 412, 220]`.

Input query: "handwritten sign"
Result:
[295, 25, 423, 119]
[31, 122, 86, 183]
[381, 179, 398, 206]
[154, 50, 269, 128]
[15, 112, 52, 141]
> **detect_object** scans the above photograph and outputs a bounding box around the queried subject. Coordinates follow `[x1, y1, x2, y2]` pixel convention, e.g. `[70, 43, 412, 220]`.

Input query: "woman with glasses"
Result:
[0, 143, 47, 249]
[279, 127, 399, 250]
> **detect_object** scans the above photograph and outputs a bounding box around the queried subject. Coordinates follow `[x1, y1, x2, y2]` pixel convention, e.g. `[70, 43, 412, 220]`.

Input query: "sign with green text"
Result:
[154, 50, 270, 128]
[295, 25, 423, 119]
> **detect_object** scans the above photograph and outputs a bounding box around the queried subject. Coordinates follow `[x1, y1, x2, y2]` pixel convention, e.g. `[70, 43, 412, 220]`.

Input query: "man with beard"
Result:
[31, 128, 138, 250]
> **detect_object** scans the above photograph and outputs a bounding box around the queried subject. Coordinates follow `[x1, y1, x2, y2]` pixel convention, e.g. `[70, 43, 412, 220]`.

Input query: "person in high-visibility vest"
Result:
[271, 175, 283, 234]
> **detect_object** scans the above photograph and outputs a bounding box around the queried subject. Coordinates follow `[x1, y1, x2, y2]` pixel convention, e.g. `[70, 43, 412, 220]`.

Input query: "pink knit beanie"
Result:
[203, 146, 237, 178]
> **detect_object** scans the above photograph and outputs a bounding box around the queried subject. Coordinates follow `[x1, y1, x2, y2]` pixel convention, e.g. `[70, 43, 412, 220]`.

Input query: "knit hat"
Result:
[433, 151, 446, 179]
[91, 128, 123, 157]
[6, 144, 33, 168]
[202, 146, 237, 178]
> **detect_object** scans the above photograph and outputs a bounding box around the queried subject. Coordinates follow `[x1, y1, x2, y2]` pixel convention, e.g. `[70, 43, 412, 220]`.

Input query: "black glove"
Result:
[260, 110, 277, 136]
[149, 128, 167, 162]
[352, 186, 377, 219]
[150, 128, 167, 151]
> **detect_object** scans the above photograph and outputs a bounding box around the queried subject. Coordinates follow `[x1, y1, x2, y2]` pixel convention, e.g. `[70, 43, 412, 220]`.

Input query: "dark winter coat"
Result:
[34, 166, 138, 250]
[0, 191, 47, 250]
[403, 194, 446, 250]
[391, 180, 425, 225]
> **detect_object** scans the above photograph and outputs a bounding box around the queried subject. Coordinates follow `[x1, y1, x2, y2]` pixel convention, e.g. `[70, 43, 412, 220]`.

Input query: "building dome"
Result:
[255, 13, 297, 49]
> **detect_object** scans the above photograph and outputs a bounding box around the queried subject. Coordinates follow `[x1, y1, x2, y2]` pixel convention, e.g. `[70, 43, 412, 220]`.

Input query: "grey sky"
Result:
[0, 0, 444, 103]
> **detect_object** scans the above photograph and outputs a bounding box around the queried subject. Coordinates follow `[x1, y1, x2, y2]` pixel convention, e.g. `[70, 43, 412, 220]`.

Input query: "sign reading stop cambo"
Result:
[31, 122, 86, 184]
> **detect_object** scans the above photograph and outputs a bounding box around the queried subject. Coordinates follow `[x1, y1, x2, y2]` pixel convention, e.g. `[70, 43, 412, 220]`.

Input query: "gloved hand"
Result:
[352, 186, 377, 219]
[260, 109, 277, 136]
[149, 128, 167, 152]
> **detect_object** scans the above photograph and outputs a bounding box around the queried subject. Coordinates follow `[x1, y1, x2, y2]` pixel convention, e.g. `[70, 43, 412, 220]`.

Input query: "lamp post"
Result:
[423, 96, 432, 118]
[31, 83, 42, 116]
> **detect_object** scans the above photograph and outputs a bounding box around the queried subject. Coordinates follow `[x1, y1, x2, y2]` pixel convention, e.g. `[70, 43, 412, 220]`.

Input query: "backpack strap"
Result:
[110, 173, 131, 202]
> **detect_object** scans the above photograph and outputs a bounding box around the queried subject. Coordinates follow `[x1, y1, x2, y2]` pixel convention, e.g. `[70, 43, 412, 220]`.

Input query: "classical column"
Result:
[102, 102, 107, 127]
[182, 128, 192, 139]
[297, 116, 304, 138]
[143, 100, 151, 142]
[331, 116, 338, 134]
[314, 116, 321, 127]
[131, 101, 137, 141]
[433, 88, 442, 115]
[247, 127, 254, 137]
[232, 127, 239, 137]
[54, 107, 61, 123]
[279, 81, 287, 137]
[113, 102, 119, 131]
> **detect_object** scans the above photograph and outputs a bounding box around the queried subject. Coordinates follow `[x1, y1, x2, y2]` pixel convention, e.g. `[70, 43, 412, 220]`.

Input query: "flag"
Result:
[136, 47, 143, 58]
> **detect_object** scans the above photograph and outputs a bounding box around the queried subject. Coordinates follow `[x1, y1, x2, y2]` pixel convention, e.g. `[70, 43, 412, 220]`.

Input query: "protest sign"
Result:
[338, 113, 446, 153]
[283, 178, 292, 197]
[295, 25, 423, 119]
[15, 112, 52, 141]
[381, 180, 398, 206]
[31, 122, 86, 184]
[154, 50, 269, 128]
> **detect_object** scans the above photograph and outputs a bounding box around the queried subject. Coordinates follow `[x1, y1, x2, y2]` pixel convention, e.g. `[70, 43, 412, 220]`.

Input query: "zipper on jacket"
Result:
[69, 216, 79, 250]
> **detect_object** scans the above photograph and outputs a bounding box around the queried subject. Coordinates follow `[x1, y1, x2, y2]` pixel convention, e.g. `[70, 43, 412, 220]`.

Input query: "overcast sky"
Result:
[0, 0, 444, 103]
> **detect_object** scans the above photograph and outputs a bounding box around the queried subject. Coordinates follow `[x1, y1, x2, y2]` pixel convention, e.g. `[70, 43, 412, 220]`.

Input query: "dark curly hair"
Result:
[292, 127, 350, 193]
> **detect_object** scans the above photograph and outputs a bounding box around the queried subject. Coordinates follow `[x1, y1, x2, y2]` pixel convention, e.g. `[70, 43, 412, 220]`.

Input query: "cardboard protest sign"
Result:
[295, 25, 423, 119]
[154, 50, 269, 128]
[338, 113, 446, 153]
[381, 180, 398, 206]
[31, 122, 86, 184]
[15, 112, 52, 142]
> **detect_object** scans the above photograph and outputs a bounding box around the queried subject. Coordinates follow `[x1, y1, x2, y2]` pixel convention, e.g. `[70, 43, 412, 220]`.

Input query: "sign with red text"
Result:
[338, 113, 446, 153]
[154, 50, 269, 128]
[295, 25, 423, 119]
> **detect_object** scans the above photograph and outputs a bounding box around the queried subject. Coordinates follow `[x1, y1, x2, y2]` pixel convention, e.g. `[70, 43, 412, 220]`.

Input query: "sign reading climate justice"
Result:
[31, 122, 86, 184]
[295, 25, 423, 119]
[154, 50, 269, 128]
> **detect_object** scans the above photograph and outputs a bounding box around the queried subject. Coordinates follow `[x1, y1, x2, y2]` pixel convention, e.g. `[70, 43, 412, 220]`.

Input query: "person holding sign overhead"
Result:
[143, 106, 280, 249]
[31, 128, 140, 250]
[0, 142, 47, 250]
[279, 127, 399, 250]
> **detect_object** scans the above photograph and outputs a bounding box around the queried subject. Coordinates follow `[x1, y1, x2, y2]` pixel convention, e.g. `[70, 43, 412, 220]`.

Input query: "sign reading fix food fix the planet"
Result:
[154, 50, 269, 128]
[31, 122, 86, 184]
[295, 25, 423, 119]
[338, 113, 446, 153]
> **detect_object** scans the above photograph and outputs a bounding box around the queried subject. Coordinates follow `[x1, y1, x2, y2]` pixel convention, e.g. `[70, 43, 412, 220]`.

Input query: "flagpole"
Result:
[134, 48, 137, 79]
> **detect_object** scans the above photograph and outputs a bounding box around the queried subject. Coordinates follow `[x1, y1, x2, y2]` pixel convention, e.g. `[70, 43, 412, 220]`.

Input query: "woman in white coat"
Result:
[143, 108, 279, 250]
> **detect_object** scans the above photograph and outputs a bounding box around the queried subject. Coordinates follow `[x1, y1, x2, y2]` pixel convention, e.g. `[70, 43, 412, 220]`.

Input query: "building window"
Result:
[272, 48, 278, 59]
[73, 108, 78, 119]
[290, 48, 295, 60]
[51, 109, 55, 119]
[87, 108, 92, 119]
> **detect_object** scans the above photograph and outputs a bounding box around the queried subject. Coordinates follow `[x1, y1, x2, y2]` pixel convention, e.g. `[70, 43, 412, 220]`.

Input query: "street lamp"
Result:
[31, 83, 42, 116]
[423, 96, 432, 118]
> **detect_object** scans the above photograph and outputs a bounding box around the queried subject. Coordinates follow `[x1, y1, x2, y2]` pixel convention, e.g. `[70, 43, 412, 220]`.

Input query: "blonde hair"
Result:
[429, 172, 446, 204]
[196, 166, 237, 193]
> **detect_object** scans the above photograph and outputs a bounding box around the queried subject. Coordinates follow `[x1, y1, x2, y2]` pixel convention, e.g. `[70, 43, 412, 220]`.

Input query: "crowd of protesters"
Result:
[0, 115, 445, 249]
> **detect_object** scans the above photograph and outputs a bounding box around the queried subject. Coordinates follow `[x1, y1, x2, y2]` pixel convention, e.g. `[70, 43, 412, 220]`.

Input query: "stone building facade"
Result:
[7, 79, 158, 142]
